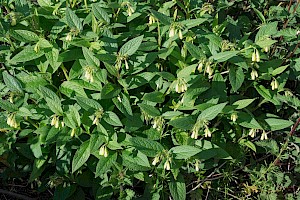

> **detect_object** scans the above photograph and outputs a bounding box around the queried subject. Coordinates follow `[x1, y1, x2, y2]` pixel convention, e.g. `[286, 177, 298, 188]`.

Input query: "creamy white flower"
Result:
[250, 69, 258, 80]
[164, 160, 171, 170]
[260, 131, 268, 140]
[152, 155, 160, 166]
[230, 112, 238, 122]
[271, 78, 279, 90]
[204, 127, 212, 137]
[71, 128, 76, 137]
[178, 29, 183, 39]
[248, 129, 257, 138]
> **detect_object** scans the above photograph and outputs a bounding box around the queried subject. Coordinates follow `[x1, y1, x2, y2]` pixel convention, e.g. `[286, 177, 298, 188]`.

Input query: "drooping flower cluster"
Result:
[92, 108, 104, 125]
[7, 113, 18, 128]
[250, 69, 258, 80]
[270, 78, 279, 90]
[152, 116, 165, 131]
[252, 49, 260, 62]
[84, 66, 94, 83]
[175, 78, 187, 93]
[51, 115, 64, 129]
[99, 144, 109, 157]
[169, 23, 183, 39]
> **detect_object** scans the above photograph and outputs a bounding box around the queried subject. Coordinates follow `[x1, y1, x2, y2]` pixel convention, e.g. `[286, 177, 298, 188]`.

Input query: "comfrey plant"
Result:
[0, 0, 299, 199]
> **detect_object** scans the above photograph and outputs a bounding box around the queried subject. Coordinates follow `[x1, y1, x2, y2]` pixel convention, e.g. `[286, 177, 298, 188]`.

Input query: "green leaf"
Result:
[0, 99, 19, 112]
[255, 22, 278, 42]
[181, 18, 207, 29]
[271, 65, 288, 76]
[212, 51, 239, 62]
[10, 46, 44, 63]
[82, 47, 100, 67]
[18, 107, 32, 116]
[237, 112, 262, 129]
[38, 86, 60, 101]
[103, 111, 122, 126]
[45, 48, 61, 72]
[198, 102, 227, 121]
[95, 153, 117, 177]
[46, 97, 63, 115]
[139, 103, 160, 117]
[130, 137, 164, 157]
[265, 118, 293, 131]
[150, 10, 172, 25]
[195, 140, 232, 159]
[75, 96, 102, 111]
[66, 7, 83, 31]
[232, 99, 256, 109]
[72, 140, 90, 173]
[66, 105, 81, 127]
[60, 81, 87, 98]
[168, 116, 195, 130]
[101, 83, 120, 99]
[169, 175, 186, 200]
[170, 145, 201, 159]
[184, 42, 205, 60]
[255, 39, 277, 49]
[229, 66, 244, 92]
[253, 7, 266, 23]
[254, 84, 272, 101]
[92, 3, 110, 24]
[177, 65, 196, 78]
[10, 30, 39, 42]
[142, 91, 165, 103]
[119, 35, 144, 56]
[122, 150, 151, 171]
[2, 71, 23, 94]
[112, 93, 133, 116]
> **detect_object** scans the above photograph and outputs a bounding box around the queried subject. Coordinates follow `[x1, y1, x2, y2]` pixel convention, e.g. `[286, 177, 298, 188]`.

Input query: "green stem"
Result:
[60, 64, 70, 81]
[157, 22, 161, 48]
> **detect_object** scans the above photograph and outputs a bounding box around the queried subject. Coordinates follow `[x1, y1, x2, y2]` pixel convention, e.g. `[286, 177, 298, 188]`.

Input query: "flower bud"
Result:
[178, 29, 183, 40]
[195, 160, 200, 172]
[7, 116, 12, 127]
[99, 145, 105, 156]
[55, 118, 60, 128]
[255, 49, 260, 62]
[103, 146, 109, 157]
[71, 128, 76, 137]
[252, 51, 256, 62]
[34, 43, 39, 53]
[125, 59, 129, 70]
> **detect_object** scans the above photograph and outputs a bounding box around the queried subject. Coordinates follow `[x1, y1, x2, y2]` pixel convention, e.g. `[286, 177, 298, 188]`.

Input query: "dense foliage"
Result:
[1, 0, 300, 199]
